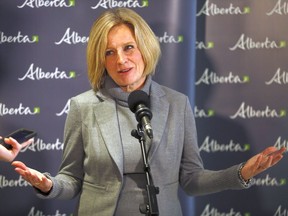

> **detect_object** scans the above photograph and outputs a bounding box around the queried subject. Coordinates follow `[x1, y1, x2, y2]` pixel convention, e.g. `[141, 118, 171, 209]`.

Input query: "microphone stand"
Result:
[131, 124, 159, 216]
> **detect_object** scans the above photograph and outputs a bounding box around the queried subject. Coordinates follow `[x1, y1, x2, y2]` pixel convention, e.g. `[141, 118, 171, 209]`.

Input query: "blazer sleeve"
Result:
[37, 97, 84, 199]
[179, 96, 247, 196]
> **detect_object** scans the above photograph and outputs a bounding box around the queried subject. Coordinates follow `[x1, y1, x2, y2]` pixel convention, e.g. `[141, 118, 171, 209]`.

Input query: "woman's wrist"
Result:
[34, 180, 53, 195]
[42, 180, 53, 193]
[238, 163, 253, 188]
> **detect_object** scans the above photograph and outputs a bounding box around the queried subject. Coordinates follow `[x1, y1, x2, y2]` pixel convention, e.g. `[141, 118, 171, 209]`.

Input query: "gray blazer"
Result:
[38, 81, 245, 215]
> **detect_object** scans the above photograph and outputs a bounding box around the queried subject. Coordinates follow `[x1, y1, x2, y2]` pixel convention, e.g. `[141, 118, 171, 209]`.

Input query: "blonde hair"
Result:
[87, 8, 161, 91]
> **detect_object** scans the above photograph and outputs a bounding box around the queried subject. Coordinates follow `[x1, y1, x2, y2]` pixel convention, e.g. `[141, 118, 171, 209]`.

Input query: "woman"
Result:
[12, 8, 285, 216]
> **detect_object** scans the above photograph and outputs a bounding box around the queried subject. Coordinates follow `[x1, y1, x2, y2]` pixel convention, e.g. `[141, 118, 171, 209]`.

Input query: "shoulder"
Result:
[67, 90, 106, 114]
[151, 81, 188, 104]
[70, 89, 101, 104]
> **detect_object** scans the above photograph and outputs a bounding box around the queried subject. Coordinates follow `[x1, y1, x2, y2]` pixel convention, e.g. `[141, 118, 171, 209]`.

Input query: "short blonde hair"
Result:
[87, 8, 161, 91]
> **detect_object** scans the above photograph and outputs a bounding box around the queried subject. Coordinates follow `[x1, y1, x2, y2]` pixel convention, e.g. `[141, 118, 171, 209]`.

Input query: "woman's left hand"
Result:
[241, 146, 286, 180]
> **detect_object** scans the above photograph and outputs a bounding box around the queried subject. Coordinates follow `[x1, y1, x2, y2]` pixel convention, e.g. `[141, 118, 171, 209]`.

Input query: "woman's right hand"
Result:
[12, 161, 53, 193]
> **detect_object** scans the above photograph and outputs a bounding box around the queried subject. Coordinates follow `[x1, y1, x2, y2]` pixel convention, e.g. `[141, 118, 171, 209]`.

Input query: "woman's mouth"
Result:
[118, 68, 132, 73]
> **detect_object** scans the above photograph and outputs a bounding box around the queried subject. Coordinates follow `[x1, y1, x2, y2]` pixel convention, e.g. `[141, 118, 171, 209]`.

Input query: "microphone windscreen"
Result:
[128, 90, 150, 113]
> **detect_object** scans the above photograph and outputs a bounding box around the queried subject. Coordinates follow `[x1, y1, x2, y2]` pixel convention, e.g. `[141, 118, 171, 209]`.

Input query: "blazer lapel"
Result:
[93, 95, 124, 176]
[149, 83, 169, 161]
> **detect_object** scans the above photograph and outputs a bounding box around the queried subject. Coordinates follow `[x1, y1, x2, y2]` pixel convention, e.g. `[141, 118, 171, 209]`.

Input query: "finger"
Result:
[37, 176, 53, 192]
[261, 146, 278, 156]
[5, 137, 20, 149]
[14, 167, 34, 184]
[30, 175, 42, 186]
[264, 147, 286, 157]
[264, 147, 286, 163]
[243, 154, 263, 179]
[260, 155, 274, 169]
[21, 138, 34, 148]
[20, 169, 39, 184]
[254, 154, 264, 168]
[30, 172, 48, 188]
[271, 155, 284, 166]
[274, 147, 287, 156]
[11, 161, 28, 170]
[14, 167, 29, 177]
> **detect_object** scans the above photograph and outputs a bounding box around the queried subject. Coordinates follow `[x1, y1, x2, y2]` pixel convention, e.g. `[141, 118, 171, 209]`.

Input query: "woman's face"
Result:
[105, 24, 146, 92]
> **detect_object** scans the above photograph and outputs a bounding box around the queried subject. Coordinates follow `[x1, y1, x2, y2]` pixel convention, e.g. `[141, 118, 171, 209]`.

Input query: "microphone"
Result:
[128, 90, 153, 139]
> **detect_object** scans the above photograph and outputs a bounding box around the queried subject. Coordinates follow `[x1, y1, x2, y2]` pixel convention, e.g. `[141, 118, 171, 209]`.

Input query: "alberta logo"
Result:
[274, 206, 288, 216]
[0, 103, 40, 116]
[265, 68, 288, 85]
[55, 28, 89, 45]
[253, 174, 286, 187]
[273, 136, 288, 150]
[230, 102, 286, 119]
[28, 207, 66, 216]
[18, 63, 77, 81]
[199, 136, 250, 153]
[230, 34, 286, 51]
[200, 204, 248, 216]
[0, 31, 39, 44]
[197, 0, 251, 16]
[0, 175, 29, 188]
[267, 0, 288, 15]
[17, 0, 75, 8]
[92, 0, 149, 9]
[195, 68, 250, 85]
[23, 138, 63, 152]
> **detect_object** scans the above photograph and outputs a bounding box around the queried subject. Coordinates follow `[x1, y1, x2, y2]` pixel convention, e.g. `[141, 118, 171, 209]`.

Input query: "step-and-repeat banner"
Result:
[0, 0, 196, 215]
[195, 1, 288, 216]
[1, 0, 288, 216]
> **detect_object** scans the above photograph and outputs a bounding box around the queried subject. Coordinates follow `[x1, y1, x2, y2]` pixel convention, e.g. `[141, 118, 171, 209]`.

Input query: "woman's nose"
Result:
[117, 51, 127, 64]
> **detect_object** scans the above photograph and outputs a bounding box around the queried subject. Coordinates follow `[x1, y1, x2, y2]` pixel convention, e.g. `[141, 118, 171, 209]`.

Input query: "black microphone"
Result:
[128, 90, 153, 139]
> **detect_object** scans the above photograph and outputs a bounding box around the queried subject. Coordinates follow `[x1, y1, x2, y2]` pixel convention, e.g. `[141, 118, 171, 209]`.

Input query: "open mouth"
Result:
[118, 68, 132, 73]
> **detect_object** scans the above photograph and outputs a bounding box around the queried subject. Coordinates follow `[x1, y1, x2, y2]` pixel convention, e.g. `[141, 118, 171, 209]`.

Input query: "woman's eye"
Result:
[105, 50, 114, 56]
[124, 45, 134, 51]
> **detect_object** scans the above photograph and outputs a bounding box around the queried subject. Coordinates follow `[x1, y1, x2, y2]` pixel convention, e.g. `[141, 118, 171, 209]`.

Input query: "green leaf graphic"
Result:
[34, 107, 40, 114]
[69, 71, 76, 78]
[32, 35, 39, 43]
[143, 0, 149, 7]
[244, 7, 251, 14]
